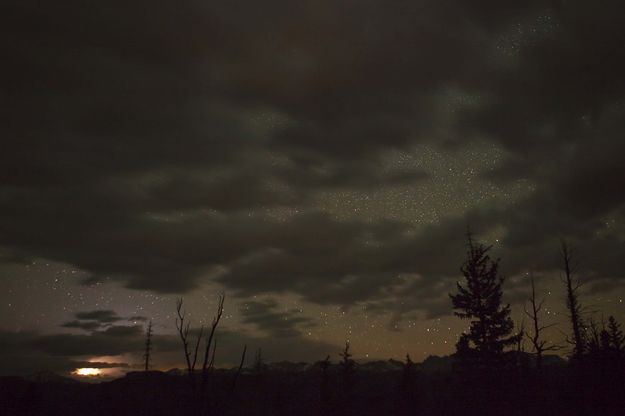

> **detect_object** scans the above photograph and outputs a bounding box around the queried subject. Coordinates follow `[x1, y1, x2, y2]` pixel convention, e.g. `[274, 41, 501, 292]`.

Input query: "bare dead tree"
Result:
[175, 298, 193, 376]
[560, 241, 585, 359]
[516, 319, 526, 369]
[231, 345, 247, 391]
[175, 298, 207, 380]
[143, 320, 153, 372]
[208, 338, 217, 371]
[586, 316, 601, 354]
[524, 273, 560, 370]
[201, 293, 225, 384]
[516, 319, 526, 354]
[191, 325, 204, 372]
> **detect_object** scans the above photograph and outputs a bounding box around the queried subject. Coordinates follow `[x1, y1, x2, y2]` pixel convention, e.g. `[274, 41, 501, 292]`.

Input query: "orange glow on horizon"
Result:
[74, 368, 101, 376]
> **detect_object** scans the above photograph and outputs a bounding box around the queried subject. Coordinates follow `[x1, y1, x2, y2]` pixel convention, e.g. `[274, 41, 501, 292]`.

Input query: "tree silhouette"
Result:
[585, 317, 602, 356]
[253, 348, 264, 374]
[523, 274, 560, 370]
[560, 241, 585, 360]
[515, 319, 529, 371]
[584, 316, 614, 373]
[587, 316, 625, 363]
[607, 316, 624, 354]
[399, 353, 416, 395]
[318, 355, 331, 408]
[143, 320, 153, 372]
[450, 233, 519, 369]
[397, 354, 417, 415]
[339, 342, 356, 394]
[175, 294, 224, 386]
[600, 327, 611, 353]
[452, 333, 478, 373]
[231, 344, 247, 391]
[201, 293, 224, 386]
[400, 353, 415, 390]
[175, 298, 204, 379]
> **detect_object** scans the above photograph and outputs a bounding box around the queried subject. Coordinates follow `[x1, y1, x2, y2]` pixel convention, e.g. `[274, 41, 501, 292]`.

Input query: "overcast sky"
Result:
[2, 0, 625, 377]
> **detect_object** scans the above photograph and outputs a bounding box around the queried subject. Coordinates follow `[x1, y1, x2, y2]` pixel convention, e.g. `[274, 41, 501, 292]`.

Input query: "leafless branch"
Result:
[191, 325, 204, 372]
[524, 273, 561, 369]
[231, 344, 247, 391]
[202, 293, 225, 384]
[175, 298, 193, 376]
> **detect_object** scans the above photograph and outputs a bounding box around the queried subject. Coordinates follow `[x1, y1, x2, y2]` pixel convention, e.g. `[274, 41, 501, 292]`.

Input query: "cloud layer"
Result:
[2, 0, 625, 330]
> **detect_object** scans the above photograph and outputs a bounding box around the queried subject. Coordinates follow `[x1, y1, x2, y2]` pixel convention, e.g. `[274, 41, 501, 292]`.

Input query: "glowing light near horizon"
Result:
[74, 368, 101, 376]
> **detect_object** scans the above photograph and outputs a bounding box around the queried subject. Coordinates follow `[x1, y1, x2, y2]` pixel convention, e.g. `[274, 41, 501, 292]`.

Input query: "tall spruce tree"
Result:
[450, 233, 519, 368]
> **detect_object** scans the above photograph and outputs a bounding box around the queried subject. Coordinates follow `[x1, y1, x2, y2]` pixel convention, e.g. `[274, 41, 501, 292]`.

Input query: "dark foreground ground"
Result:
[1, 365, 624, 416]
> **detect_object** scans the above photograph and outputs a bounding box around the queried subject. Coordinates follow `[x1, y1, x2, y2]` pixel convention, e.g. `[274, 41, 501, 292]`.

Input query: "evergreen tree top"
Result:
[450, 233, 519, 360]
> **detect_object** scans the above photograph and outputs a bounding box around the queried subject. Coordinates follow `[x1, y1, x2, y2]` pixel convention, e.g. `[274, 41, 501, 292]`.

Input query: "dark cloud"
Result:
[2, 0, 625, 339]
[31, 325, 147, 357]
[62, 320, 103, 332]
[0, 327, 143, 376]
[61, 310, 147, 332]
[74, 310, 122, 324]
[239, 299, 316, 338]
[128, 316, 149, 322]
[73, 361, 130, 369]
[458, 1, 625, 170]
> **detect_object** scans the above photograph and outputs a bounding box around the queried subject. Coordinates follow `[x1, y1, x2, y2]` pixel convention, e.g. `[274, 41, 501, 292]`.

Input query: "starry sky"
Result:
[2, 0, 625, 377]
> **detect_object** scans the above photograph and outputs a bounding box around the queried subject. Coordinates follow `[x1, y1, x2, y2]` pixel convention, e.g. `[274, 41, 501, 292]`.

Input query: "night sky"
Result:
[2, 1, 625, 378]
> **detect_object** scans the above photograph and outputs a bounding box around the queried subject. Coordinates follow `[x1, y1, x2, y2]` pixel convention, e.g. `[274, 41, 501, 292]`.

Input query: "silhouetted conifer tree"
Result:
[143, 320, 153, 372]
[607, 316, 625, 377]
[450, 233, 519, 369]
[584, 317, 614, 375]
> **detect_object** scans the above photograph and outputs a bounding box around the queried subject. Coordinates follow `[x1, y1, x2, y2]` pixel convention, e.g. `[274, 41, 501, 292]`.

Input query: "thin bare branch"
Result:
[191, 325, 205, 372]
[524, 273, 561, 369]
[175, 298, 193, 375]
[231, 344, 247, 391]
[208, 337, 217, 371]
[560, 240, 585, 357]
[202, 293, 226, 384]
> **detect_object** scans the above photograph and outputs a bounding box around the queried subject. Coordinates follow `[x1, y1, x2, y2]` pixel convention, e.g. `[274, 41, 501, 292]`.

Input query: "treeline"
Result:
[128, 234, 625, 415]
[450, 235, 625, 373]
